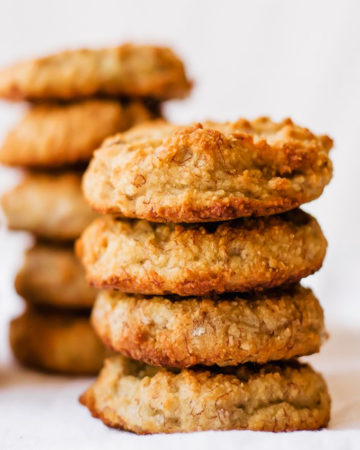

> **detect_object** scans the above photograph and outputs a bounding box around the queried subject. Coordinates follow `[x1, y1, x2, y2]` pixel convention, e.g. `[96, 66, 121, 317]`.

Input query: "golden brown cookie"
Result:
[15, 244, 96, 310]
[77, 210, 327, 295]
[9, 308, 109, 375]
[82, 118, 333, 222]
[2, 172, 96, 240]
[0, 44, 191, 101]
[80, 356, 331, 433]
[92, 285, 325, 367]
[0, 99, 156, 168]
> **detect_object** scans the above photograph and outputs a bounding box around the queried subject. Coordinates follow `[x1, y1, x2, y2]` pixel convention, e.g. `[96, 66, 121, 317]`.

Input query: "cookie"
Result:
[15, 244, 96, 310]
[92, 285, 325, 367]
[2, 172, 96, 240]
[80, 356, 330, 433]
[0, 99, 156, 168]
[82, 118, 333, 222]
[0, 44, 191, 101]
[9, 308, 109, 375]
[77, 210, 327, 295]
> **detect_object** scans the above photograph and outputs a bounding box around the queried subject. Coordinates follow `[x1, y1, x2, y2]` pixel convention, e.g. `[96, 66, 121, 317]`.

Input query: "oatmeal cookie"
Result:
[10, 308, 109, 375]
[91, 285, 325, 367]
[0, 99, 156, 167]
[0, 44, 191, 101]
[80, 356, 331, 433]
[83, 118, 333, 222]
[15, 244, 96, 309]
[2, 172, 96, 240]
[76, 210, 327, 295]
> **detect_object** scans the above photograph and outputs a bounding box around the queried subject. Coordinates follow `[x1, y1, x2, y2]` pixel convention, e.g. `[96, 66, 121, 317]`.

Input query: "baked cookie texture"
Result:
[76, 210, 327, 295]
[10, 308, 109, 375]
[15, 244, 96, 309]
[1, 172, 96, 240]
[0, 44, 191, 101]
[91, 285, 325, 367]
[80, 356, 331, 433]
[82, 118, 333, 222]
[0, 99, 156, 168]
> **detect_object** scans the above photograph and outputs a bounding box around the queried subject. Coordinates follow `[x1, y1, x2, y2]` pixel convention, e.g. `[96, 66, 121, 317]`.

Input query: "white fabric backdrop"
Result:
[0, 0, 359, 448]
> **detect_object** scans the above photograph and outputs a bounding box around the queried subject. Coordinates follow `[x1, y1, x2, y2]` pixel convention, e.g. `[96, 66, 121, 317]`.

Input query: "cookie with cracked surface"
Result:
[76, 210, 327, 295]
[80, 355, 331, 433]
[91, 285, 325, 367]
[0, 44, 191, 101]
[10, 309, 110, 375]
[82, 118, 333, 222]
[1, 172, 96, 241]
[15, 244, 96, 310]
[0, 99, 157, 168]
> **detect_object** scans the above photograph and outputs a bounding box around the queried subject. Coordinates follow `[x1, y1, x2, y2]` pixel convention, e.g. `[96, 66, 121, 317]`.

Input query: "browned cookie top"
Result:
[83, 117, 333, 222]
[0, 44, 191, 101]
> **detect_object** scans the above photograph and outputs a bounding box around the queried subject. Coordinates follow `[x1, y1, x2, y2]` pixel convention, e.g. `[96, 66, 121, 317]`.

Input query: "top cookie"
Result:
[83, 118, 333, 222]
[0, 44, 191, 101]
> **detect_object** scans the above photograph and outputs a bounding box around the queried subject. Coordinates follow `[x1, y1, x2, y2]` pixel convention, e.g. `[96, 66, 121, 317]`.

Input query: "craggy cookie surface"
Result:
[10, 309, 109, 375]
[0, 100, 156, 167]
[2, 172, 96, 240]
[80, 356, 331, 433]
[15, 244, 96, 309]
[77, 210, 327, 295]
[83, 118, 333, 222]
[92, 286, 325, 367]
[0, 44, 191, 101]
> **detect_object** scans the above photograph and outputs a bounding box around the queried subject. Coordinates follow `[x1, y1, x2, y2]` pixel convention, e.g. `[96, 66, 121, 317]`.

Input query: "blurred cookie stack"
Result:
[77, 118, 333, 432]
[0, 44, 191, 375]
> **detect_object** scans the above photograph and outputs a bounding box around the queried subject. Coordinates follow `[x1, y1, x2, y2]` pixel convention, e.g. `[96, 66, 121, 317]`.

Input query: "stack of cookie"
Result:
[0, 44, 191, 375]
[77, 118, 333, 433]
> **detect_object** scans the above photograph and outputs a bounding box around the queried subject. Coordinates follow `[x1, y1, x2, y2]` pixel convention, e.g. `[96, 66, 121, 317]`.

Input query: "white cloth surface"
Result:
[0, 0, 360, 448]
